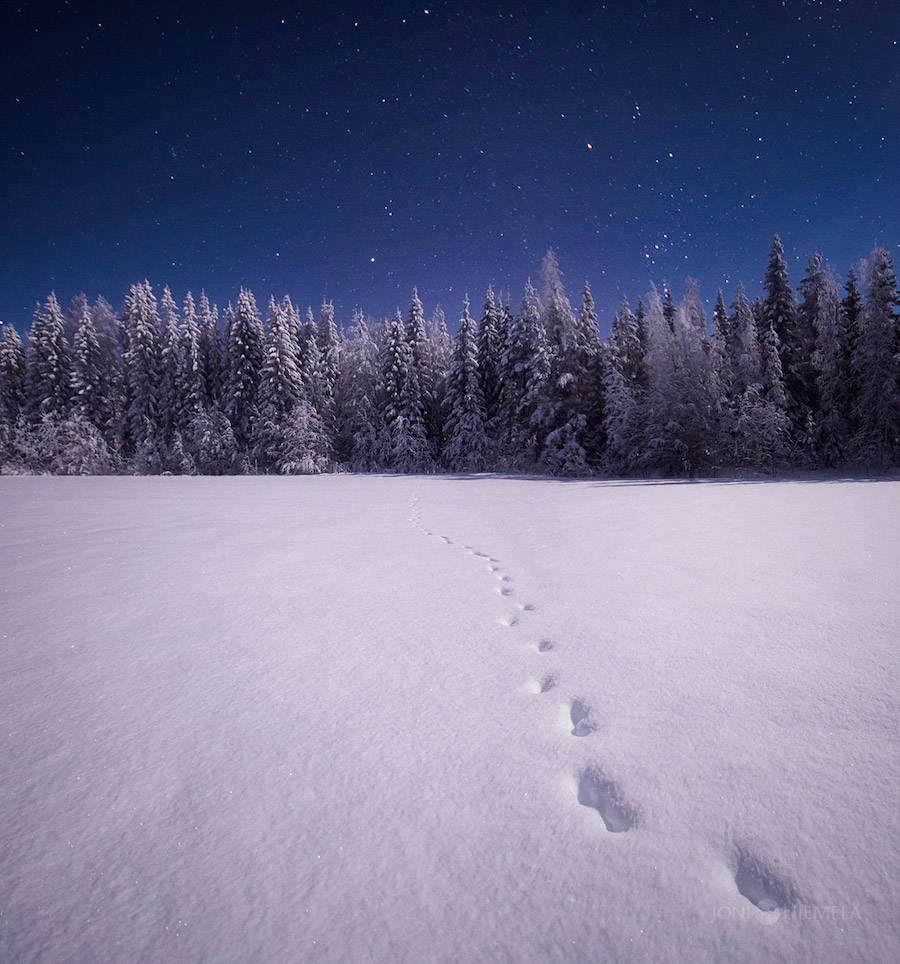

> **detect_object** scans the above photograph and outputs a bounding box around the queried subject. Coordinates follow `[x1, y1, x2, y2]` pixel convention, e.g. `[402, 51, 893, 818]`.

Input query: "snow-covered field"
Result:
[1, 475, 898, 963]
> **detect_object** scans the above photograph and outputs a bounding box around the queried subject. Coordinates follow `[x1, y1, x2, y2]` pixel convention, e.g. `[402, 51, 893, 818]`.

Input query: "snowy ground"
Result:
[1, 475, 898, 963]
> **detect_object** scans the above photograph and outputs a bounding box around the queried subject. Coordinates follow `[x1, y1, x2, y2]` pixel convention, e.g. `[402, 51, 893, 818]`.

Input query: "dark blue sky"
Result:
[3, 0, 898, 333]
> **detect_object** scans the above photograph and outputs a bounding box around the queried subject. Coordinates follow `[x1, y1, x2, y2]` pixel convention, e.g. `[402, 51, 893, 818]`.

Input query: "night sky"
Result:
[3, 0, 899, 333]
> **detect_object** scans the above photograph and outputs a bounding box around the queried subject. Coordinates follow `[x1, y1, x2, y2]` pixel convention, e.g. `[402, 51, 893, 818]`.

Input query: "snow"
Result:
[1, 475, 898, 962]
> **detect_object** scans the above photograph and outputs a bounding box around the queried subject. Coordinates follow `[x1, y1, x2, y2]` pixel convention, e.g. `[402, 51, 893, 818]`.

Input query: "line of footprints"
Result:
[409, 493, 797, 915]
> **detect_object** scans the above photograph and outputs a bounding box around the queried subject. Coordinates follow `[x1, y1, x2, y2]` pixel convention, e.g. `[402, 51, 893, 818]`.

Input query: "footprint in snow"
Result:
[540, 674, 556, 693]
[733, 846, 797, 912]
[496, 586, 514, 597]
[538, 638, 554, 652]
[570, 699, 597, 737]
[577, 767, 637, 833]
[499, 615, 520, 628]
[473, 551, 489, 558]
[516, 602, 536, 612]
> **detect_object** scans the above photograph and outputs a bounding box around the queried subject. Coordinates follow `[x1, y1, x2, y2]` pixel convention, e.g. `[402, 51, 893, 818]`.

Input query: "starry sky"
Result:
[3, 0, 899, 333]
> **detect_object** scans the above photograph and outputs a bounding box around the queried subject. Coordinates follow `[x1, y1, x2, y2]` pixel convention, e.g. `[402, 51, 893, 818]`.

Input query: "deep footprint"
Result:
[734, 848, 796, 912]
[499, 615, 520, 627]
[538, 638, 554, 652]
[540, 674, 556, 693]
[577, 767, 637, 832]
[570, 699, 596, 736]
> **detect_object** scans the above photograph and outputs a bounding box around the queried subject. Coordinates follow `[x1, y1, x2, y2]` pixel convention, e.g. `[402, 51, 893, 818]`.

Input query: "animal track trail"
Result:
[577, 766, 638, 833]
[569, 699, 597, 737]
[733, 847, 797, 912]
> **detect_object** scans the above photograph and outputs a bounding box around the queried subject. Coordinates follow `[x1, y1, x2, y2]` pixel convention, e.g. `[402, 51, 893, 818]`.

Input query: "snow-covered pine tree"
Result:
[334, 309, 381, 470]
[178, 291, 205, 425]
[477, 286, 503, 432]
[198, 292, 222, 407]
[602, 300, 640, 473]
[852, 248, 899, 467]
[428, 306, 453, 432]
[158, 285, 181, 442]
[838, 267, 863, 440]
[221, 302, 235, 397]
[71, 297, 111, 435]
[317, 300, 340, 395]
[682, 278, 708, 344]
[639, 285, 715, 475]
[763, 235, 806, 431]
[259, 297, 304, 417]
[224, 287, 265, 453]
[443, 296, 489, 472]
[730, 283, 761, 392]
[755, 320, 791, 467]
[89, 295, 126, 447]
[536, 251, 589, 474]
[253, 297, 308, 472]
[122, 281, 161, 460]
[299, 306, 329, 416]
[273, 400, 331, 474]
[404, 288, 436, 454]
[498, 278, 548, 465]
[802, 257, 847, 465]
[427, 306, 452, 378]
[380, 309, 429, 471]
[635, 299, 649, 378]
[0, 322, 27, 429]
[709, 288, 735, 464]
[575, 282, 606, 464]
[662, 287, 676, 332]
[27, 292, 71, 420]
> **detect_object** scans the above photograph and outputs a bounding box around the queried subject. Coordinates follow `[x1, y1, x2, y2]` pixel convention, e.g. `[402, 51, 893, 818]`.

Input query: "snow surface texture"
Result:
[1, 476, 898, 963]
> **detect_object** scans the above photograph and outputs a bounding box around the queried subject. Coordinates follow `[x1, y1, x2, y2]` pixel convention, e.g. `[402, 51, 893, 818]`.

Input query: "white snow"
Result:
[1, 475, 898, 962]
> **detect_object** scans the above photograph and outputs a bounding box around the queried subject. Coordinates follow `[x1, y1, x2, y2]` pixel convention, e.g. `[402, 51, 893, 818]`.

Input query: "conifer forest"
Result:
[1, 238, 897, 477]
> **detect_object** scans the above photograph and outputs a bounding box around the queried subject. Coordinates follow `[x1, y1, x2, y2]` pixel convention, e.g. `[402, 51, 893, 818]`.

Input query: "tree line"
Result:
[0, 237, 897, 476]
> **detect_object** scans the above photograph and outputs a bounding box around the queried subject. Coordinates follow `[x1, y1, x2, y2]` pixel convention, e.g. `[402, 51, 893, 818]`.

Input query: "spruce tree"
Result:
[536, 251, 589, 473]
[0, 323, 27, 428]
[405, 288, 435, 452]
[225, 287, 265, 452]
[662, 286, 676, 332]
[299, 306, 329, 415]
[803, 258, 846, 464]
[499, 278, 548, 464]
[158, 285, 181, 442]
[443, 296, 489, 472]
[178, 292, 205, 425]
[763, 235, 805, 428]
[71, 297, 110, 433]
[259, 297, 304, 419]
[709, 289, 735, 463]
[381, 309, 429, 471]
[27, 293, 71, 420]
[198, 292, 222, 407]
[335, 309, 381, 470]
[575, 282, 606, 464]
[838, 267, 863, 437]
[852, 248, 899, 467]
[123, 281, 161, 457]
[317, 300, 340, 394]
[477, 286, 503, 430]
